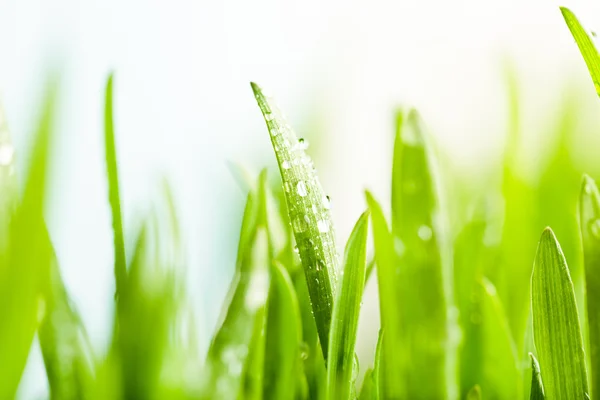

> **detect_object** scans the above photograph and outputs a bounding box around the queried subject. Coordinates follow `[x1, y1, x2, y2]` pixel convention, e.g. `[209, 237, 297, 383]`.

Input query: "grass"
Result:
[2, 5, 600, 399]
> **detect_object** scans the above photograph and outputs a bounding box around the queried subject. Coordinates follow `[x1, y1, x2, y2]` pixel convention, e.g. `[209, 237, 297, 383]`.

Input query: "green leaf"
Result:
[560, 7, 600, 97]
[263, 262, 302, 399]
[580, 174, 600, 397]
[358, 369, 375, 400]
[372, 329, 383, 400]
[529, 353, 545, 400]
[466, 385, 481, 400]
[531, 228, 588, 399]
[327, 210, 369, 400]
[104, 73, 127, 297]
[251, 82, 338, 358]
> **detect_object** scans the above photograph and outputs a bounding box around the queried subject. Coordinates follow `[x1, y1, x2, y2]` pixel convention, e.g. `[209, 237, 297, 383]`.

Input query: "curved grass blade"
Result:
[560, 7, 600, 97]
[390, 110, 454, 398]
[529, 353, 545, 400]
[531, 228, 588, 399]
[263, 262, 302, 399]
[327, 210, 369, 400]
[251, 82, 338, 358]
[580, 175, 600, 397]
[104, 73, 126, 297]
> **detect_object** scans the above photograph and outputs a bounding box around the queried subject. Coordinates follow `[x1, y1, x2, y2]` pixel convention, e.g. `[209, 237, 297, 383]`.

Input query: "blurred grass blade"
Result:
[104, 73, 126, 296]
[358, 369, 375, 400]
[580, 175, 600, 397]
[327, 211, 369, 400]
[466, 385, 481, 400]
[39, 257, 95, 399]
[263, 262, 302, 399]
[251, 82, 338, 357]
[372, 329, 383, 400]
[560, 7, 600, 97]
[529, 353, 545, 400]
[531, 228, 588, 398]
[390, 110, 454, 398]
[364, 191, 403, 398]
[0, 104, 16, 240]
[0, 83, 56, 398]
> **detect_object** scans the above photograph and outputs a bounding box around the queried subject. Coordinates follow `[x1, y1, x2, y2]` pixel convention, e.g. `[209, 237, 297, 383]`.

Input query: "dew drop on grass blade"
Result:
[531, 228, 588, 399]
[580, 174, 600, 397]
[529, 353, 545, 400]
[326, 210, 369, 400]
[560, 7, 600, 97]
[251, 82, 338, 359]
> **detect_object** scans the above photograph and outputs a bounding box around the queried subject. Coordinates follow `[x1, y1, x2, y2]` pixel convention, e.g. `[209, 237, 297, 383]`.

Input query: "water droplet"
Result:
[317, 220, 329, 233]
[418, 225, 433, 241]
[299, 342, 310, 360]
[352, 353, 360, 382]
[282, 160, 291, 170]
[0, 144, 14, 166]
[593, 31, 597, 38]
[323, 195, 331, 209]
[284, 182, 292, 193]
[315, 278, 320, 284]
[265, 113, 274, 121]
[590, 219, 600, 238]
[298, 138, 309, 150]
[293, 246, 299, 254]
[315, 262, 323, 272]
[311, 205, 318, 214]
[297, 181, 307, 197]
[585, 183, 593, 195]
[394, 238, 406, 257]
[292, 215, 308, 232]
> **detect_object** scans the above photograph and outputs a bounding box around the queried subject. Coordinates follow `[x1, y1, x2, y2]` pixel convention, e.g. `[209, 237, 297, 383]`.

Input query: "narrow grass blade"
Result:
[560, 7, 600, 97]
[327, 210, 369, 400]
[580, 175, 600, 397]
[529, 353, 545, 400]
[390, 110, 454, 398]
[372, 329, 383, 400]
[0, 83, 55, 399]
[251, 82, 337, 357]
[263, 262, 302, 399]
[358, 369, 375, 400]
[531, 228, 588, 398]
[104, 73, 126, 296]
[364, 191, 402, 398]
[466, 385, 481, 400]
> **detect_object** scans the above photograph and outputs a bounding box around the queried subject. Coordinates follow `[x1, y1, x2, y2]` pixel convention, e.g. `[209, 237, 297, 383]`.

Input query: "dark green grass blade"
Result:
[529, 353, 545, 400]
[580, 175, 600, 397]
[531, 228, 588, 398]
[560, 7, 600, 97]
[390, 110, 454, 398]
[104, 73, 126, 296]
[364, 191, 403, 398]
[251, 82, 338, 358]
[263, 262, 302, 399]
[327, 211, 369, 400]
[0, 83, 56, 398]
[39, 257, 95, 400]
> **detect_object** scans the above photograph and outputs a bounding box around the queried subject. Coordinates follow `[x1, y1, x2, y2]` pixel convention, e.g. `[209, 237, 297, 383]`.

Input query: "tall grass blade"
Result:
[529, 353, 545, 400]
[358, 369, 375, 400]
[251, 82, 338, 357]
[372, 329, 383, 400]
[531, 228, 588, 399]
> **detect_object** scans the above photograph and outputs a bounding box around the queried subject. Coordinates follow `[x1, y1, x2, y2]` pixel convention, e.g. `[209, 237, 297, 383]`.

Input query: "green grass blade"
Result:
[390, 109, 454, 398]
[104, 73, 126, 296]
[358, 369, 375, 400]
[529, 353, 545, 400]
[580, 174, 600, 397]
[466, 385, 481, 400]
[327, 210, 369, 400]
[251, 82, 338, 358]
[364, 191, 403, 398]
[263, 262, 302, 399]
[531, 228, 588, 398]
[372, 329, 383, 400]
[560, 7, 600, 97]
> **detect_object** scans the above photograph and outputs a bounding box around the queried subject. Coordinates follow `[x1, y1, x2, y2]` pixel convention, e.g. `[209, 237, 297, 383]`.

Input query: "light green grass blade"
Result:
[390, 109, 454, 398]
[560, 7, 600, 97]
[327, 210, 369, 400]
[580, 174, 600, 397]
[466, 385, 481, 400]
[358, 369, 375, 400]
[529, 353, 545, 400]
[531, 228, 589, 399]
[0, 84, 55, 399]
[251, 82, 338, 358]
[263, 262, 302, 399]
[372, 329, 383, 400]
[104, 73, 126, 296]
[364, 191, 403, 398]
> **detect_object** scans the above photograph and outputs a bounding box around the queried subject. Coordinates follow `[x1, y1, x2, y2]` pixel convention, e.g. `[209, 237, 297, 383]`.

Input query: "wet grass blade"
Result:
[327, 210, 369, 400]
[580, 175, 600, 397]
[251, 82, 337, 358]
[104, 73, 127, 296]
[560, 7, 600, 97]
[529, 353, 545, 400]
[531, 228, 588, 399]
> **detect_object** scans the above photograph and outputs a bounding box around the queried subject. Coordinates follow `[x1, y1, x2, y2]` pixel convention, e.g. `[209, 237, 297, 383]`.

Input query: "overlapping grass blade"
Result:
[529, 353, 545, 400]
[531, 228, 588, 398]
[326, 210, 369, 400]
[0, 83, 56, 399]
[580, 174, 600, 397]
[251, 82, 338, 357]
[560, 7, 600, 97]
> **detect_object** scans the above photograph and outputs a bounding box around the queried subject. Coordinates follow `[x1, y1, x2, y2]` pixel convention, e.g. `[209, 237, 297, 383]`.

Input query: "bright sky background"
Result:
[2, 0, 600, 397]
